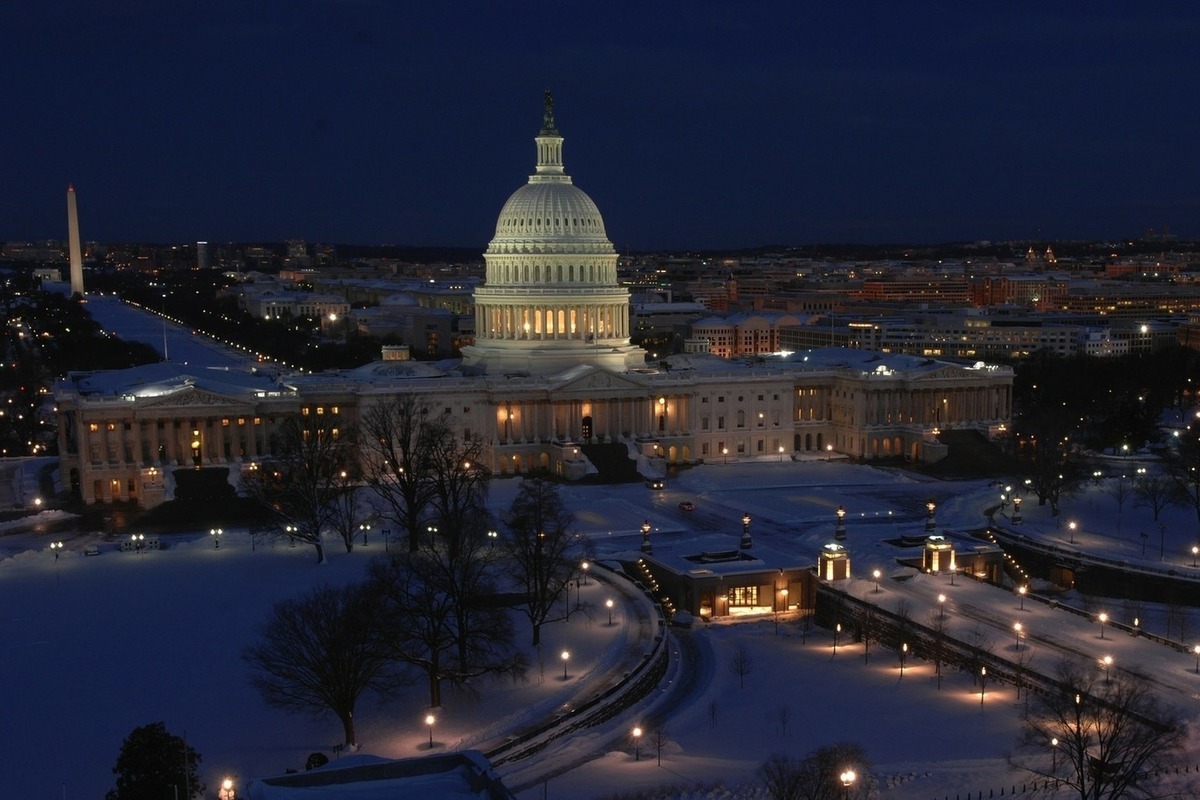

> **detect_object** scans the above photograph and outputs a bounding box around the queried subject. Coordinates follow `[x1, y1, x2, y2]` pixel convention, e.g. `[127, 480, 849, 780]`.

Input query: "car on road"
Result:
[646, 479, 665, 490]
[678, 500, 695, 511]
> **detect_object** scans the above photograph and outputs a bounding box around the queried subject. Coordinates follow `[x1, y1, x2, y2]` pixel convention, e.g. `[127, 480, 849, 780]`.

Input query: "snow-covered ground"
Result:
[5, 458, 1200, 799]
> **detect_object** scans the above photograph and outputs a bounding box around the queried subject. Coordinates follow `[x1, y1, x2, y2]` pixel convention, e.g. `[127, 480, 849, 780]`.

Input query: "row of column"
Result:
[863, 385, 1011, 426]
[83, 415, 267, 466]
[498, 394, 689, 444]
[479, 303, 626, 341]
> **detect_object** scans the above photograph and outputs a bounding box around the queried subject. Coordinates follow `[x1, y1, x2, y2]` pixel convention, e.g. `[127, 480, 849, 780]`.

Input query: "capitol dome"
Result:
[459, 92, 646, 376]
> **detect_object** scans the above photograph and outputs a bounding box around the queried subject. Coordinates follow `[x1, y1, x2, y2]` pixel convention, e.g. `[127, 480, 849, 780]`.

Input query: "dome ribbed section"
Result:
[491, 182, 610, 244]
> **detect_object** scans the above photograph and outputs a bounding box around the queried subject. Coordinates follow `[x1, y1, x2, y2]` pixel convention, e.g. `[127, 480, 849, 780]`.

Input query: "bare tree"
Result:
[652, 724, 670, 765]
[243, 582, 400, 748]
[241, 415, 356, 563]
[792, 742, 872, 800]
[1105, 474, 1131, 533]
[502, 479, 580, 646]
[1011, 658, 1186, 800]
[1134, 471, 1177, 524]
[360, 395, 438, 553]
[729, 643, 754, 689]
[326, 472, 367, 554]
[758, 753, 803, 800]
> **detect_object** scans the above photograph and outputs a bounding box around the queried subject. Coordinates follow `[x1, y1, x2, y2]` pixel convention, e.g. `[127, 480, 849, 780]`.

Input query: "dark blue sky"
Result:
[4, 2, 1199, 249]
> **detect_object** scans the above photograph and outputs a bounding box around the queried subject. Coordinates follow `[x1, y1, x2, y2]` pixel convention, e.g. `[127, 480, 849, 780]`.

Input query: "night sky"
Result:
[4, 2, 1200, 250]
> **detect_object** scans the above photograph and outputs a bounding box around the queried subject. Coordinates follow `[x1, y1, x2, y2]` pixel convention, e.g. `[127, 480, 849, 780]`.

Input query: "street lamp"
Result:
[1194, 644, 1200, 674]
[50, 541, 63, 561]
[425, 713, 436, 748]
[980, 666, 987, 706]
[1068, 521, 1076, 544]
[632, 726, 643, 761]
[937, 593, 946, 620]
[722, 446, 728, 464]
[833, 622, 841, 654]
[641, 520, 652, 554]
[900, 642, 908, 676]
[1051, 737, 1059, 773]
[606, 598, 615, 626]
[872, 569, 881, 593]
[1193, 546, 1198, 568]
[580, 560, 590, 585]
[1013, 622, 1023, 651]
[1012, 495, 1022, 524]
[1018, 585, 1027, 610]
[839, 769, 856, 799]
[132, 533, 145, 556]
[219, 777, 237, 800]
[210, 527, 222, 549]
[1098, 611, 1108, 639]
[826, 443, 833, 461]
[925, 500, 936, 533]
[835, 505, 847, 541]
[359, 522, 371, 546]
[778, 445, 785, 462]
[1102, 655, 1113, 684]
[561, 650, 570, 680]
[741, 513, 752, 549]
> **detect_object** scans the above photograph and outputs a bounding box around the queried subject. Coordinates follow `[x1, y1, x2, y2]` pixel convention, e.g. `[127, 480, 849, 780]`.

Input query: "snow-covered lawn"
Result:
[6, 458, 1200, 799]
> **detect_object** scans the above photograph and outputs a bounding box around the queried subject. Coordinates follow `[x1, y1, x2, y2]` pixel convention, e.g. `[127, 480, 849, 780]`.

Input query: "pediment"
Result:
[137, 386, 248, 408]
[552, 367, 650, 393]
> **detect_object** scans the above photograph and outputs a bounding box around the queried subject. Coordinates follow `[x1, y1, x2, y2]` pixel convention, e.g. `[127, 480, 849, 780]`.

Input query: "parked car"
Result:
[678, 500, 695, 511]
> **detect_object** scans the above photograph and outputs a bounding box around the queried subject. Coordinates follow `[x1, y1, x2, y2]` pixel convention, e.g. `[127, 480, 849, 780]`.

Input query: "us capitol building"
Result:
[56, 97, 1014, 507]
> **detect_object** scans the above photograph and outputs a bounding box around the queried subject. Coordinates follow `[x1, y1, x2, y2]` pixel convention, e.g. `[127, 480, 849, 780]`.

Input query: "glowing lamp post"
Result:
[980, 666, 987, 706]
[50, 541, 63, 561]
[219, 777, 236, 800]
[640, 520, 652, 554]
[872, 568, 881, 593]
[1051, 737, 1059, 773]
[826, 443, 833, 461]
[132, 533, 145, 556]
[1193, 546, 1198, 568]
[581, 560, 590, 585]
[606, 598, 615, 626]
[425, 713, 436, 749]
[840, 769, 856, 799]
[561, 650, 570, 680]
[741, 513, 752, 549]
[359, 522, 370, 546]
[1012, 495, 1022, 524]
[925, 500, 936, 533]
[1018, 585, 1027, 610]
[835, 505, 847, 541]
[1102, 654, 1113, 684]
[833, 622, 841, 654]
[1068, 521, 1077, 544]
[1098, 611, 1108, 640]
[1194, 644, 1200, 674]
[1013, 622, 1023, 651]
[899, 642, 908, 676]
[937, 593, 946, 620]
[210, 527, 222, 549]
[632, 726, 643, 761]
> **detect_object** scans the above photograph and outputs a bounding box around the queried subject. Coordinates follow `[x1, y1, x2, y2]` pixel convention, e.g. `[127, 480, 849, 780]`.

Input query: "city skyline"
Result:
[4, 2, 1200, 249]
